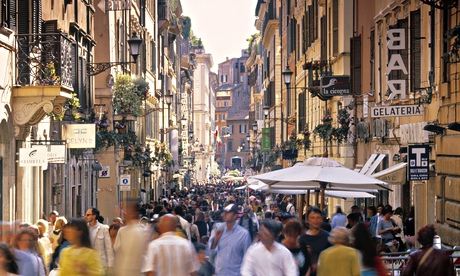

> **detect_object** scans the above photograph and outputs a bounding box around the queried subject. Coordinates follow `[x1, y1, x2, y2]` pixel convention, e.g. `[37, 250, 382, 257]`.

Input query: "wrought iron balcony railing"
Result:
[16, 33, 74, 89]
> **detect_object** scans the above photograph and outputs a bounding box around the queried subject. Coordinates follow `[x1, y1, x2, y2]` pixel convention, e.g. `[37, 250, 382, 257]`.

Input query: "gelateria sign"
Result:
[370, 105, 423, 117]
[372, 28, 422, 117]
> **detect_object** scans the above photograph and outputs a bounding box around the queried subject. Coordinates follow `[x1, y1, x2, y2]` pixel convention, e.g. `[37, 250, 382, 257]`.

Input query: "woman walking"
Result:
[59, 218, 103, 275]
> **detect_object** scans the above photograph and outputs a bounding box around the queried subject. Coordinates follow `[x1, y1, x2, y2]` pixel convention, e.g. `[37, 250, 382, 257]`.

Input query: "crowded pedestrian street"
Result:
[0, 0, 460, 275]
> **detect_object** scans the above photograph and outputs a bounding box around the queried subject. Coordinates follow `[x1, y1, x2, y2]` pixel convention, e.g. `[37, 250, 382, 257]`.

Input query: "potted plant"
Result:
[332, 108, 351, 144]
[112, 74, 149, 118]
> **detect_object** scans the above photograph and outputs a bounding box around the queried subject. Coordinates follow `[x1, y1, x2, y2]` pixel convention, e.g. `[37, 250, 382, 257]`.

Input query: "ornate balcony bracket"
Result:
[12, 86, 72, 126]
[87, 62, 135, 76]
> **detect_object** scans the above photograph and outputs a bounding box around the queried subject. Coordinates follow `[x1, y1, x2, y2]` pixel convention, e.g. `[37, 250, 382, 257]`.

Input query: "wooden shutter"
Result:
[7, 0, 16, 29]
[298, 92, 306, 131]
[17, 0, 28, 34]
[308, 5, 313, 46]
[320, 16, 327, 63]
[351, 36, 362, 95]
[313, 0, 318, 40]
[332, 0, 339, 56]
[410, 9, 421, 92]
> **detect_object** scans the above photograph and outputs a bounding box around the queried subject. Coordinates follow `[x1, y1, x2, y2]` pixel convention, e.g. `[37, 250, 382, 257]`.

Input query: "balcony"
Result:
[158, 0, 170, 31]
[13, 32, 74, 127]
[16, 33, 73, 88]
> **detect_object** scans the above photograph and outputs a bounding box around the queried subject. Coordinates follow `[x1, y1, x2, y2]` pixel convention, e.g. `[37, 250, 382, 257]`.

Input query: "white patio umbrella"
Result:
[253, 157, 388, 209]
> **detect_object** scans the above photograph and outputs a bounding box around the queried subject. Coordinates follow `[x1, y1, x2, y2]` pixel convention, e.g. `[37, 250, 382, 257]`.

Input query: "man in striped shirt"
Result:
[142, 214, 199, 276]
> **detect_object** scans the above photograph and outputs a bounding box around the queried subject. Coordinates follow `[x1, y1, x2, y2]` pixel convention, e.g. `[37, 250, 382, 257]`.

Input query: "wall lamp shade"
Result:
[252, 122, 258, 132]
[423, 124, 446, 135]
[447, 122, 460, 132]
[263, 106, 270, 117]
[165, 92, 173, 105]
[282, 66, 293, 86]
[127, 32, 143, 62]
[92, 161, 103, 171]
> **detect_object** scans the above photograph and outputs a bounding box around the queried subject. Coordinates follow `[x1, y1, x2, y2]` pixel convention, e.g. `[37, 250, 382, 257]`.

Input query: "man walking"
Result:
[142, 214, 199, 276]
[208, 203, 251, 276]
[299, 208, 331, 276]
[241, 219, 297, 276]
[85, 207, 114, 272]
[113, 200, 150, 276]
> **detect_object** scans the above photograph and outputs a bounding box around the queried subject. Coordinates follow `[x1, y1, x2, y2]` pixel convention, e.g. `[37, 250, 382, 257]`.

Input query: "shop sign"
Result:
[320, 76, 351, 98]
[45, 145, 66, 163]
[19, 146, 47, 167]
[106, 0, 131, 11]
[99, 166, 110, 178]
[370, 105, 423, 117]
[408, 144, 430, 181]
[62, 124, 96, 149]
[119, 174, 131, 191]
[387, 28, 408, 100]
[261, 128, 271, 151]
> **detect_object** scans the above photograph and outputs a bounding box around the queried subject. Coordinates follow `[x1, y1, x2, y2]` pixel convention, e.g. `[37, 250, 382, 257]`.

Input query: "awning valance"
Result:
[371, 162, 407, 185]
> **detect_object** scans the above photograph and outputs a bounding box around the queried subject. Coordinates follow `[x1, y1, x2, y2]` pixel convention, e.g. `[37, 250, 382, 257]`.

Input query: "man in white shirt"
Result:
[241, 219, 298, 276]
[113, 201, 150, 276]
[85, 208, 114, 271]
[286, 198, 296, 216]
[142, 214, 199, 276]
[173, 205, 191, 240]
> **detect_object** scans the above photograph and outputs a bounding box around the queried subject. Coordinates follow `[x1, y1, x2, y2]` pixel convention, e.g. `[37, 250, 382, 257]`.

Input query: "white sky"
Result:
[180, 0, 258, 71]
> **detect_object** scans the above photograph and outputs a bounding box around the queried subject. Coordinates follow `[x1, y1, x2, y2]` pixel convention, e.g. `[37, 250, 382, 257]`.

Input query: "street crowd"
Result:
[0, 183, 456, 276]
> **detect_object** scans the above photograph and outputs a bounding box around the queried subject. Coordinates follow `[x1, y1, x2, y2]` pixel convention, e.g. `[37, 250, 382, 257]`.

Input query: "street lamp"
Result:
[263, 106, 270, 119]
[282, 66, 293, 87]
[87, 32, 143, 76]
[165, 91, 173, 126]
[127, 32, 143, 62]
[252, 122, 258, 132]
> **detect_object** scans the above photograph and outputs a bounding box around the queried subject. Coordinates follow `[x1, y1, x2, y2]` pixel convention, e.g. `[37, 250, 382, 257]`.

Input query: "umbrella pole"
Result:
[320, 182, 327, 212]
[315, 190, 320, 207]
[306, 190, 310, 208]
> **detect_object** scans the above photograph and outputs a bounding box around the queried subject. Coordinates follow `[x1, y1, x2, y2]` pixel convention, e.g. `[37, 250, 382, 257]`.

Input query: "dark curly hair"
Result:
[352, 223, 377, 268]
[417, 224, 436, 247]
[0, 243, 19, 274]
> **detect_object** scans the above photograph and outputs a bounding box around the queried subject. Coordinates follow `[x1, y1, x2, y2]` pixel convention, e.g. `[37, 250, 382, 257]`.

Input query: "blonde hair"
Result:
[54, 217, 68, 231]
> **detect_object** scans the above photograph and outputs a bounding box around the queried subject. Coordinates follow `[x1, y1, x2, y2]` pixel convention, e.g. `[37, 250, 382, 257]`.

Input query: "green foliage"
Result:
[182, 16, 192, 39]
[113, 75, 148, 117]
[314, 112, 333, 141]
[49, 92, 81, 121]
[247, 33, 260, 54]
[332, 108, 351, 144]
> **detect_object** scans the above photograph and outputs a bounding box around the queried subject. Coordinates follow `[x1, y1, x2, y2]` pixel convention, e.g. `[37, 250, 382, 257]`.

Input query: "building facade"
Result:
[216, 53, 251, 170]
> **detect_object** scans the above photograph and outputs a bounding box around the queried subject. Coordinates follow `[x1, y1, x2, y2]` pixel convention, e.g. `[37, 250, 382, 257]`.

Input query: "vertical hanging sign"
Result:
[408, 144, 430, 181]
[261, 128, 271, 151]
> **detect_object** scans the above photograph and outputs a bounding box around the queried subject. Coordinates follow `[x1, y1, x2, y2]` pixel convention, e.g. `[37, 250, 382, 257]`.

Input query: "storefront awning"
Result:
[360, 153, 387, 175]
[371, 162, 407, 185]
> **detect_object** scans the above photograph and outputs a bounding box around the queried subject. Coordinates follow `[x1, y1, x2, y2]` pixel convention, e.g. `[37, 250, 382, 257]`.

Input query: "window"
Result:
[370, 30, 375, 94]
[351, 36, 361, 95]
[332, 0, 339, 56]
[0, 0, 13, 29]
[320, 16, 327, 62]
[410, 10, 421, 92]
[298, 92, 306, 131]
[227, 140, 233, 151]
[151, 40, 157, 74]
